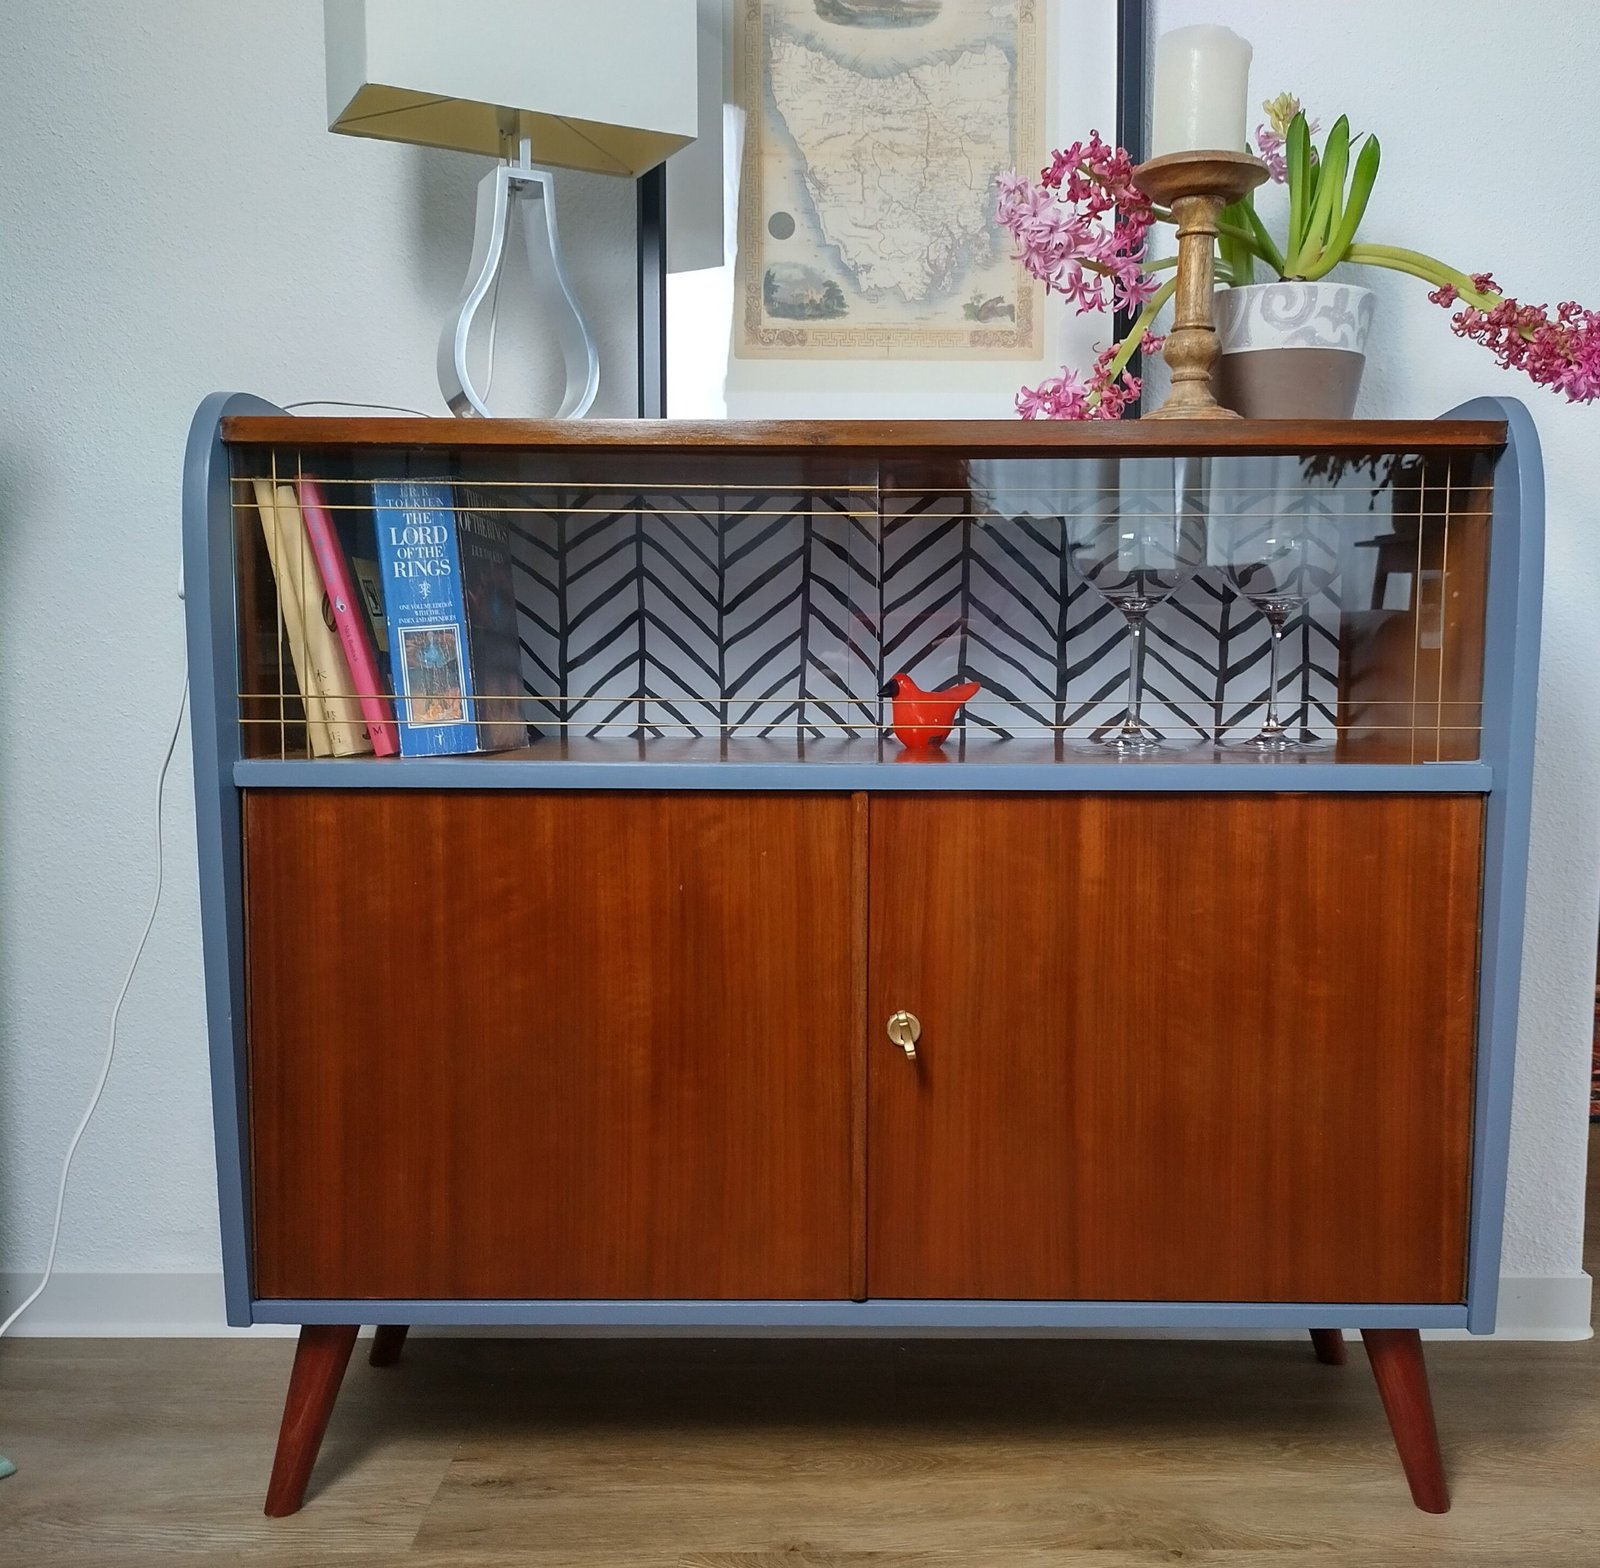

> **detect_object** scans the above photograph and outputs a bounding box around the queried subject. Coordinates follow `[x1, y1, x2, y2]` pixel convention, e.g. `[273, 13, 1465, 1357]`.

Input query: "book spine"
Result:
[371, 479, 479, 756]
[296, 478, 400, 756]
[251, 478, 333, 757]
[271, 484, 372, 757]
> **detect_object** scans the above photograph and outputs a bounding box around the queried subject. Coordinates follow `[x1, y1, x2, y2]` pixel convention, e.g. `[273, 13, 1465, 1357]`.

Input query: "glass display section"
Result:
[225, 427, 1495, 770]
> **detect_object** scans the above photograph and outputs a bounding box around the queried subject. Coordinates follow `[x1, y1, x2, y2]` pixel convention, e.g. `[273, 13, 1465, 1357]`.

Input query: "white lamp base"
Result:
[437, 159, 600, 420]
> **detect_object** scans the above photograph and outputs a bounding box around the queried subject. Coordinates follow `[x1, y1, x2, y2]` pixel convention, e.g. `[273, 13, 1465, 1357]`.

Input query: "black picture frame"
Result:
[1114, 0, 1149, 415]
[637, 0, 1149, 419]
[637, 165, 667, 418]
[1116, 0, 1150, 182]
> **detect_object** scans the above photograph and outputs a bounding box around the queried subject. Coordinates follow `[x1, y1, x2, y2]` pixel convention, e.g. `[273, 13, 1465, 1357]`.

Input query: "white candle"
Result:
[1150, 25, 1253, 158]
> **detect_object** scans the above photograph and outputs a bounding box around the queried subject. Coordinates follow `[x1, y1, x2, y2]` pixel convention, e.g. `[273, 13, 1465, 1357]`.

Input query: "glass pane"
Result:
[230, 442, 1492, 765]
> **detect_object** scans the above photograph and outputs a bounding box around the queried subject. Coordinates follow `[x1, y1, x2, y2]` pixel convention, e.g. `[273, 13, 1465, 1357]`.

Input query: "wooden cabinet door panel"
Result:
[866, 794, 1481, 1303]
[248, 791, 859, 1300]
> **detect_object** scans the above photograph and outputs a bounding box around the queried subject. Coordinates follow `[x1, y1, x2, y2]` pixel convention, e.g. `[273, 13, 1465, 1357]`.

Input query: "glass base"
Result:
[1228, 730, 1335, 752]
[1077, 727, 1191, 755]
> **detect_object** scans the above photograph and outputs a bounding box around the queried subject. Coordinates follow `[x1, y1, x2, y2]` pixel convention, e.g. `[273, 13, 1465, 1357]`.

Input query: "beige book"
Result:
[268, 483, 373, 757]
[252, 478, 333, 758]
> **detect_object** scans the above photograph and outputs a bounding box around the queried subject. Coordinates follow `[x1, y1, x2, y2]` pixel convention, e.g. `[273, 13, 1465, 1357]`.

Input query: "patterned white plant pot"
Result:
[1213, 282, 1376, 419]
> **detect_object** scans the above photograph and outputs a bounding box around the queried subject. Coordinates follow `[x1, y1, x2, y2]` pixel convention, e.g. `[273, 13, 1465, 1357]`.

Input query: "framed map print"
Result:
[739, 0, 1044, 361]
[665, 0, 1143, 417]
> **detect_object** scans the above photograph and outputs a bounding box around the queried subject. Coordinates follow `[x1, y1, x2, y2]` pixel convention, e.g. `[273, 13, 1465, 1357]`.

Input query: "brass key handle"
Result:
[887, 1010, 921, 1060]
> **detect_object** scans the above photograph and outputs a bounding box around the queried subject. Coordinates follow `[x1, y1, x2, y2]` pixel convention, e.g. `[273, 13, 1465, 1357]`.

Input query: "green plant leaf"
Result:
[1298, 115, 1349, 275]
[1219, 200, 1253, 286]
[1233, 226, 1255, 286]
[1310, 165, 1327, 238]
[1291, 160, 1323, 275]
[1286, 113, 1311, 268]
[1241, 195, 1287, 277]
[1307, 133, 1380, 280]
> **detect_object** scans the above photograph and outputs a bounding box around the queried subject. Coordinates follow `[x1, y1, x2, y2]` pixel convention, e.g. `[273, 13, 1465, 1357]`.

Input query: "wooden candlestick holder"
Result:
[1133, 149, 1270, 420]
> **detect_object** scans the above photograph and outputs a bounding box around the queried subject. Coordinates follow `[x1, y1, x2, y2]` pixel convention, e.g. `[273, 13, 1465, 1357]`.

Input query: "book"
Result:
[371, 478, 479, 756]
[275, 482, 374, 758]
[295, 478, 400, 757]
[251, 479, 369, 757]
[251, 477, 328, 756]
[349, 556, 389, 659]
[457, 487, 531, 752]
[328, 488, 392, 662]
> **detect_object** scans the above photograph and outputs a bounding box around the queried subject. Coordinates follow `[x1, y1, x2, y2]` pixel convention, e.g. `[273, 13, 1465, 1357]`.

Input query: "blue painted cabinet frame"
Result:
[183, 396, 1541, 1339]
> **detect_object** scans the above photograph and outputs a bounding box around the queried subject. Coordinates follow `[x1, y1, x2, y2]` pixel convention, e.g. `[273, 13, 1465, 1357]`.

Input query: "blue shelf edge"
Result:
[233, 758, 1495, 794]
[251, 1297, 1471, 1331]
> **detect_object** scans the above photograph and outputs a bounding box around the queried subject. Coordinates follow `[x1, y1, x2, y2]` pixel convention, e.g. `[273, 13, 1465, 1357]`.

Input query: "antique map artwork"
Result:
[737, 0, 1042, 359]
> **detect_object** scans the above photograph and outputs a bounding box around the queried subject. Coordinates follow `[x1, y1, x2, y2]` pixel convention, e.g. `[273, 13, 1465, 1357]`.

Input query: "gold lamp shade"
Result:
[324, 0, 700, 175]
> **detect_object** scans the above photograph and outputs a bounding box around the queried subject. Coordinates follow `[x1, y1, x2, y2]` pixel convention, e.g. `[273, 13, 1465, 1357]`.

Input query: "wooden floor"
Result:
[0, 1137, 1595, 1567]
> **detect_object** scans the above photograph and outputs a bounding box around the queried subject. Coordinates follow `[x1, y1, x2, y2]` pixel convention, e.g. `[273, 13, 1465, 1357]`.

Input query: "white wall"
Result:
[0, 0, 1593, 1336]
[0, 0, 636, 1330]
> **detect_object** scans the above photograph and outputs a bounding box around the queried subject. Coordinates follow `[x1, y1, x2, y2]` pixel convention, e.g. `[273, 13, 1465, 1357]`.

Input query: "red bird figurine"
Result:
[880, 672, 981, 751]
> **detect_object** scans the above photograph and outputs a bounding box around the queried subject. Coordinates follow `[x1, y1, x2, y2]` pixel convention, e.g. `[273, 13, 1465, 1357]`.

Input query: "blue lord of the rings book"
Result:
[371, 479, 478, 756]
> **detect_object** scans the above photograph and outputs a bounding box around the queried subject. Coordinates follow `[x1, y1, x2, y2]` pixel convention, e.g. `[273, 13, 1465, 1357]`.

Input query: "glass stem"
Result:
[1262, 610, 1287, 738]
[1120, 607, 1150, 742]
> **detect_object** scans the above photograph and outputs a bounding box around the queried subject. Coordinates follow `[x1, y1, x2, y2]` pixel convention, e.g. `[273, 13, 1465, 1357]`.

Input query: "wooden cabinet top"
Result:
[222, 415, 1508, 458]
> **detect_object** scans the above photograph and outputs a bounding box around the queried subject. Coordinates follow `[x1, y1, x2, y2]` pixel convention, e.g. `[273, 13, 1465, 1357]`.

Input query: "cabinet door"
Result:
[866, 794, 1481, 1303]
[248, 791, 861, 1300]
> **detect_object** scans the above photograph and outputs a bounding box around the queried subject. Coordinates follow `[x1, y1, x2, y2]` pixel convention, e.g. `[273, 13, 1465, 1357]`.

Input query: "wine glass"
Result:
[1065, 489, 1206, 753]
[1221, 507, 1341, 749]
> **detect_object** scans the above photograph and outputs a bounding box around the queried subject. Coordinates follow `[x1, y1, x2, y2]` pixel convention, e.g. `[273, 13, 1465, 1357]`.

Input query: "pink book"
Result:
[295, 477, 400, 757]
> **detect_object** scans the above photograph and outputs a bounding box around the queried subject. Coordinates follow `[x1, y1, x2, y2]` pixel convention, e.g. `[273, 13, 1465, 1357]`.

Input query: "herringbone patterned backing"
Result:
[503, 478, 1343, 744]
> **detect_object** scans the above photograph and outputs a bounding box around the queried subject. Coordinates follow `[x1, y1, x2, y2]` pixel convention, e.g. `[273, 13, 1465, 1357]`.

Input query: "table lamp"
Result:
[324, 0, 699, 417]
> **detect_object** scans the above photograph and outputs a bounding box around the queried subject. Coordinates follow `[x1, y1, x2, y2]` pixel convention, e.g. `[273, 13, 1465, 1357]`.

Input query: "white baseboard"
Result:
[1456, 1272, 1596, 1341]
[0, 1272, 293, 1337]
[0, 1271, 1590, 1341]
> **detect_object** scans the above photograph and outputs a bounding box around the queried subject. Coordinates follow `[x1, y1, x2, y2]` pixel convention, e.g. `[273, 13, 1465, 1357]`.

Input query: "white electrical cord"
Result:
[0, 674, 190, 1340]
[2, 385, 457, 1343]
[2, 386, 459, 1342]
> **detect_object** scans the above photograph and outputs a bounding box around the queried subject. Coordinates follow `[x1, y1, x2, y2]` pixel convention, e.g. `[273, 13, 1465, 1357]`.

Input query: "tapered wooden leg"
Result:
[369, 1324, 410, 1368]
[1309, 1328, 1346, 1365]
[1361, 1328, 1449, 1513]
[264, 1324, 359, 1518]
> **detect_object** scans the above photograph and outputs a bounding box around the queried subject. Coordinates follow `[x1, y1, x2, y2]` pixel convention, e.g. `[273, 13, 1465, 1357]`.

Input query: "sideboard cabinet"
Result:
[184, 399, 1541, 1518]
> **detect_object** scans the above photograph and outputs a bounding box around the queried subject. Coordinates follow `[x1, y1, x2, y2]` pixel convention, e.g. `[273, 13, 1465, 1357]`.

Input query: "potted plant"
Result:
[998, 96, 1600, 418]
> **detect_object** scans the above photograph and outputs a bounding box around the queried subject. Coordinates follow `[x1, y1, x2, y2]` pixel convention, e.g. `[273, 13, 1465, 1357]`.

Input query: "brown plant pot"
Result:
[1216, 347, 1366, 420]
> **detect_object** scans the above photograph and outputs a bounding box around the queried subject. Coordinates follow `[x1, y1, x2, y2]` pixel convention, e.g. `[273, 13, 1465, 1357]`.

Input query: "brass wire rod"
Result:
[230, 479, 877, 497]
[234, 479, 1464, 499]
[236, 689, 1480, 712]
[233, 505, 1489, 525]
[238, 715, 1479, 735]
[233, 477, 1475, 499]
